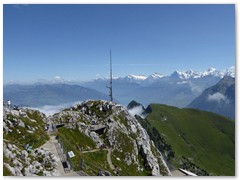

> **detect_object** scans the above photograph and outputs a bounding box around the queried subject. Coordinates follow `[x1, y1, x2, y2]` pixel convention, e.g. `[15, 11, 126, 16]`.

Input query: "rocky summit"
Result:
[51, 100, 171, 176]
[3, 100, 171, 176]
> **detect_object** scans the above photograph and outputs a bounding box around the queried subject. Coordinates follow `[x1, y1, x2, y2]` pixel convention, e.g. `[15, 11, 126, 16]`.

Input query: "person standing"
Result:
[7, 100, 11, 110]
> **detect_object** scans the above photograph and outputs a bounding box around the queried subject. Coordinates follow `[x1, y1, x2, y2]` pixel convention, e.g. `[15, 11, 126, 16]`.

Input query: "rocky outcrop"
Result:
[3, 141, 59, 176]
[3, 100, 171, 176]
[51, 100, 171, 176]
[3, 108, 57, 176]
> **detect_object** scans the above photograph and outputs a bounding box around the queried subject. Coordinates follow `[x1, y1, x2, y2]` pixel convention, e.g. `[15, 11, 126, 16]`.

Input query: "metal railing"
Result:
[56, 136, 111, 176]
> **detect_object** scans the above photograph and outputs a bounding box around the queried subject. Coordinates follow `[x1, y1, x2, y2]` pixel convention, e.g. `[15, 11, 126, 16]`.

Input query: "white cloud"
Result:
[95, 74, 102, 79]
[207, 92, 228, 103]
[30, 101, 83, 116]
[128, 105, 145, 118]
[54, 76, 63, 81]
[53, 76, 65, 83]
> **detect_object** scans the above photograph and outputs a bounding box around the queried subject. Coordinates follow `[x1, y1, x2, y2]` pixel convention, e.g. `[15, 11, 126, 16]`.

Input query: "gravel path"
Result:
[40, 136, 66, 176]
[40, 135, 80, 176]
[107, 149, 115, 170]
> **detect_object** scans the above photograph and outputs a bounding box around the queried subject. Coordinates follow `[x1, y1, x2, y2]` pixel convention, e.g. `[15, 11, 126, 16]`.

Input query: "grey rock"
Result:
[3, 122, 10, 132]
[43, 170, 52, 176]
[18, 120, 25, 128]
[124, 153, 132, 165]
[4, 163, 15, 176]
[21, 150, 28, 159]
[24, 166, 34, 176]
[13, 159, 22, 168]
[32, 161, 41, 168]
[7, 144, 13, 151]
[27, 130, 34, 134]
[31, 168, 40, 174]
[9, 152, 17, 159]
[14, 167, 23, 176]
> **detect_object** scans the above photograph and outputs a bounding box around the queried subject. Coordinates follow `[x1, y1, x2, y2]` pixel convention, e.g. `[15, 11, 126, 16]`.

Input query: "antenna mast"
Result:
[107, 50, 113, 101]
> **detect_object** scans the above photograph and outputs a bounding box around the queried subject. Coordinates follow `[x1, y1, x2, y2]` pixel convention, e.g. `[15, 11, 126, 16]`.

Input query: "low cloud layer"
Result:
[30, 101, 82, 116]
[207, 92, 227, 103]
[128, 106, 145, 118]
[31, 105, 67, 116]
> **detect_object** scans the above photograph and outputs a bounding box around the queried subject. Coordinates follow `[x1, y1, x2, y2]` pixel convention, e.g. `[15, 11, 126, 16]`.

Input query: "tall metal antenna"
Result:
[107, 50, 113, 101]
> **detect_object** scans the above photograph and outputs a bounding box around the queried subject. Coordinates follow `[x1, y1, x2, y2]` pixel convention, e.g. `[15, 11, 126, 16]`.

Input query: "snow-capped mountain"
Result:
[170, 69, 212, 80]
[122, 73, 165, 84]
[221, 66, 235, 78]
[121, 66, 235, 83]
[145, 73, 165, 83]
[201, 68, 219, 77]
[123, 74, 147, 83]
[82, 66, 235, 107]
[170, 70, 191, 80]
[148, 72, 165, 79]
[126, 74, 148, 80]
[169, 67, 235, 81]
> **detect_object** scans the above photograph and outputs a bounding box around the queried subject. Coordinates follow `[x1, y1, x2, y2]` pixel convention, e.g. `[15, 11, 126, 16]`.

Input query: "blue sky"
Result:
[3, 4, 235, 83]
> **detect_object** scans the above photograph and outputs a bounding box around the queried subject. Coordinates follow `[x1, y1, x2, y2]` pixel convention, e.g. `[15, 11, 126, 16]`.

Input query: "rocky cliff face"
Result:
[51, 100, 171, 176]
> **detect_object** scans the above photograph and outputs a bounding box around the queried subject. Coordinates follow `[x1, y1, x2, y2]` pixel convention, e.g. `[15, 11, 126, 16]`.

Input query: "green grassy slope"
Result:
[4, 111, 49, 149]
[146, 104, 235, 176]
[57, 126, 152, 176]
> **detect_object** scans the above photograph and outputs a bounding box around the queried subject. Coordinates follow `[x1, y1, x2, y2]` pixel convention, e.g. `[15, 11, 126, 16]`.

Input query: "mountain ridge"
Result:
[4, 66, 235, 86]
[4, 66, 235, 108]
[3, 83, 111, 107]
[102, 66, 235, 84]
[127, 101, 235, 176]
[187, 76, 235, 120]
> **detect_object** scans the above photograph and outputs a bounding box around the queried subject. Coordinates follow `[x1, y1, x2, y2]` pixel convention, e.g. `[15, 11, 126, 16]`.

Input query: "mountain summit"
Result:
[51, 100, 171, 176]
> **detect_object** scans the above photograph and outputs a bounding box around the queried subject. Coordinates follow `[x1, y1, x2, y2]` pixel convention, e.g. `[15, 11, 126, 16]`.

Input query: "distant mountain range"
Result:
[3, 84, 110, 107]
[4, 67, 235, 108]
[187, 76, 235, 120]
[80, 67, 235, 107]
[120, 66, 235, 84]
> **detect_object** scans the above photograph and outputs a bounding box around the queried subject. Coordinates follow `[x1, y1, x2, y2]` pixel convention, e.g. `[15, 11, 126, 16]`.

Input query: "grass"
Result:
[26, 110, 45, 127]
[57, 126, 106, 174]
[146, 104, 235, 176]
[4, 112, 49, 149]
[57, 126, 95, 151]
[3, 165, 13, 176]
[80, 150, 112, 175]
[57, 125, 153, 176]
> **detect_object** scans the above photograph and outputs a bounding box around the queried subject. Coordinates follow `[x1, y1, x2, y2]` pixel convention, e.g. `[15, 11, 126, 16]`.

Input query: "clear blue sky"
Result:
[3, 4, 235, 83]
